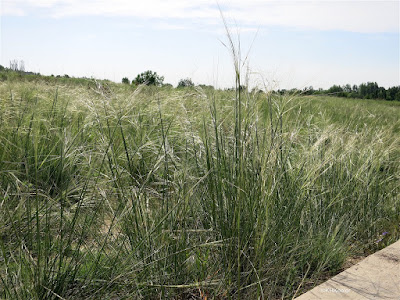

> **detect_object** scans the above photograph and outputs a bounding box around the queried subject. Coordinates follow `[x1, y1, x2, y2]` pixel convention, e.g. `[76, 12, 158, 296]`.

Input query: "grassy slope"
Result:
[0, 77, 399, 299]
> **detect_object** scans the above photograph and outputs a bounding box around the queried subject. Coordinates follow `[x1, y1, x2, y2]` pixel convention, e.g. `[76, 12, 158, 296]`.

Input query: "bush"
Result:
[162, 83, 173, 88]
[177, 78, 194, 88]
[133, 70, 164, 86]
[122, 77, 130, 84]
[198, 84, 215, 90]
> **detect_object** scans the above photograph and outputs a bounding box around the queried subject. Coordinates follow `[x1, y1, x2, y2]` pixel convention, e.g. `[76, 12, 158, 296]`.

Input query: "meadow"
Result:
[0, 74, 399, 299]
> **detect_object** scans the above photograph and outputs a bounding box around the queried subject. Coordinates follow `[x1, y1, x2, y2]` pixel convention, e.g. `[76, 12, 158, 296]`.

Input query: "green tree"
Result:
[122, 77, 130, 84]
[359, 83, 367, 98]
[343, 84, 352, 93]
[133, 70, 164, 86]
[328, 85, 344, 96]
[387, 86, 400, 101]
[177, 78, 194, 88]
[366, 82, 379, 99]
[303, 86, 314, 95]
[378, 87, 386, 99]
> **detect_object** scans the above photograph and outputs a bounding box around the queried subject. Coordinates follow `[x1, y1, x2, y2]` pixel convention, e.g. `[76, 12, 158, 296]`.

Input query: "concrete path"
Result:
[295, 240, 400, 300]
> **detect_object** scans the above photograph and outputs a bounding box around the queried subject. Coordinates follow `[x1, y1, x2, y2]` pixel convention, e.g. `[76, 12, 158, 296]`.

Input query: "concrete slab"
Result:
[295, 240, 400, 300]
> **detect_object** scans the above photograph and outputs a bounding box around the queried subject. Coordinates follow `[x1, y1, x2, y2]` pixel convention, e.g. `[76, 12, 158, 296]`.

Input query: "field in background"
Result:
[0, 78, 399, 299]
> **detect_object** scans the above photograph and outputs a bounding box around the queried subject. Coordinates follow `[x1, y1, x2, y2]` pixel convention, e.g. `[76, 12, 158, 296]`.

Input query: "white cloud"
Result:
[228, 1, 399, 33]
[1, 0, 399, 33]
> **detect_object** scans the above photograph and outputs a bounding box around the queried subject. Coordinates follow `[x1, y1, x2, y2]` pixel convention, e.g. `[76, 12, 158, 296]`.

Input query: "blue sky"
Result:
[1, 0, 399, 89]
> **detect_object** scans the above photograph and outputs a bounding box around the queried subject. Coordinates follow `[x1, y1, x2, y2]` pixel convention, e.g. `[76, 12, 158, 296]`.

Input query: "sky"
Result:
[0, 0, 399, 89]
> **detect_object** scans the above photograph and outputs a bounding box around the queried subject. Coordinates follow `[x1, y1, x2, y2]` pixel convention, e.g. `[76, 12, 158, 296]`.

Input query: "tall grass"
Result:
[0, 66, 399, 298]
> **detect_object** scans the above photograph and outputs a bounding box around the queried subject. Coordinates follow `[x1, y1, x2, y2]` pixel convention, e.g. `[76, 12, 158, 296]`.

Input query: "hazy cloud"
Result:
[2, 0, 399, 33]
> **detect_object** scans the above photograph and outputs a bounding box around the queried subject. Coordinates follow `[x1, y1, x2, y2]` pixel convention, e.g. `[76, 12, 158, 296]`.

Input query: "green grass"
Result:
[0, 76, 399, 299]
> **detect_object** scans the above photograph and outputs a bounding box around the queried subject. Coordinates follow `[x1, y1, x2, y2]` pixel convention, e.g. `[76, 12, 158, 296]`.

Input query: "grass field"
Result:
[0, 76, 399, 299]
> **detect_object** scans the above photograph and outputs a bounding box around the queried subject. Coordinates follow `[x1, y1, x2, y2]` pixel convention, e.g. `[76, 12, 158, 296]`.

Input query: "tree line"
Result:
[277, 82, 400, 101]
[126, 70, 400, 101]
[1, 63, 398, 101]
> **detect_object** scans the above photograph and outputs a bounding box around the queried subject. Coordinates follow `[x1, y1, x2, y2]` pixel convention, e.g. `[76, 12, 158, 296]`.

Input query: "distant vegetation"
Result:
[0, 63, 97, 86]
[177, 77, 195, 88]
[278, 82, 400, 101]
[1, 63, 398, 100]
[132, 70, 164, 86]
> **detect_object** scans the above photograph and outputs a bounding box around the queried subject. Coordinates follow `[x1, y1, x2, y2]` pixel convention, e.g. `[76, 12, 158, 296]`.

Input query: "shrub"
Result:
[133, 70, 164, 86]
[177, 78, 194, 88]
[198, 84, 215, 90]
[162, 83, 173, 88]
